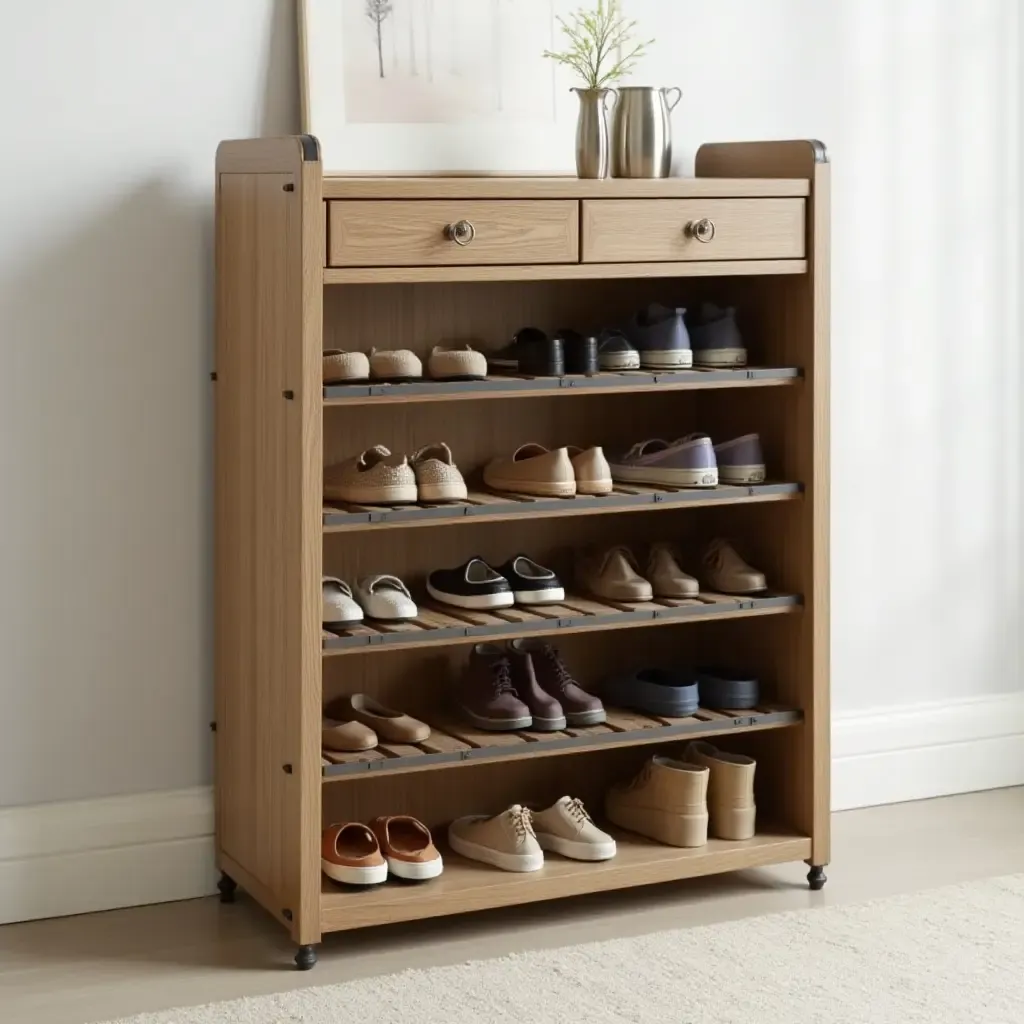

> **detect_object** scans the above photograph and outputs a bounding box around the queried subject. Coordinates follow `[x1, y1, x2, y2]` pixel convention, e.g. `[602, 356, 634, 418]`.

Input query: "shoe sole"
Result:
[536, 833, 617, 861]
[651, 586, 700, 600]
[322, 616, 364, 627]
[639, 350, 693, 369]
[417, 481, 469, 502]
[605, 804, 708, 848]
[426, 582, 514, 609]
[575, 478, 614, 495]
[321, 859, 389, 886]
[448, 822, 544, 872]
[457, 705, 533, 731]
[386, 855, 444, 881]
[513, 587, 565, 605]
[484, 477, 577, 498]
[323, 375, 369, 384]
[708, 806, 757, 841]
[610, 464, 718, 488]
[717, 465, 766, 485]
[565, 707, 607, 727]
[526, 713, 568, 731]
[693, 348, 748, 368]
[599, 351, 640, 371]
[324, 483, 418, 504]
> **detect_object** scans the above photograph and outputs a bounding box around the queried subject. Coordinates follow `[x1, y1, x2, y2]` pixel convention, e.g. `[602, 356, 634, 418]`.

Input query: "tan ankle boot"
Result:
[685, 741, 756, 840]
[605, 755, 709, 847]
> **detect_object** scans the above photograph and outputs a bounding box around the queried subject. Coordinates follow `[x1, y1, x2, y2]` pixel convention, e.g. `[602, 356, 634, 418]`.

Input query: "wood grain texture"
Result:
[695, 140, 831, 868]
[323, 259, 808, 284]
[321, 178, 810, 199]
[320, 832, 811, 932]
[582, 199, 806, 263]
[214, 138, 323, 945]
[327, 200, 579, 267]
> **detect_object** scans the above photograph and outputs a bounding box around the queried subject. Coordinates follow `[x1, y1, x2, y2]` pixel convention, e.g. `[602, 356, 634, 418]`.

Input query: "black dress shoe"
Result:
[555, 329, 599, 375]
[488, 327, 564, 377]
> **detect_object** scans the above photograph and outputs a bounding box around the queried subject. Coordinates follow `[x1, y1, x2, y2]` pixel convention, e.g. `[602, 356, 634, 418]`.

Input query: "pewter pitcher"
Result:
[572, 88, 617, 179]
[611, 86, 682, 178]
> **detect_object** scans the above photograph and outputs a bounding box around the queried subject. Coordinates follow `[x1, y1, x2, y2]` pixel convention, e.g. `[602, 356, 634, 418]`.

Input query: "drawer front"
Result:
[581, 198, 805, 262]
[328, 200, 579, 267]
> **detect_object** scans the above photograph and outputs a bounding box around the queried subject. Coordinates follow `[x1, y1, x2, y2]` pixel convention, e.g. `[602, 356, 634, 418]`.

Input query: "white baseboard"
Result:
[0, 787, 217, 925]
[832, 692, 1024, 811]
[2, 693, 1022, 924]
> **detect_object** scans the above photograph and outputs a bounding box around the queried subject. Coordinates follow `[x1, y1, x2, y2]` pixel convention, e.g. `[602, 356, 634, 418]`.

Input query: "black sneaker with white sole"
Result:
[495, 555, 565, 606]
[427, 558, 514, 610]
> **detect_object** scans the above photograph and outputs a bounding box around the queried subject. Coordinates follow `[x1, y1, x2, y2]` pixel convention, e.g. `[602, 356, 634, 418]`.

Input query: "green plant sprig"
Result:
[542, 0, 653, 90]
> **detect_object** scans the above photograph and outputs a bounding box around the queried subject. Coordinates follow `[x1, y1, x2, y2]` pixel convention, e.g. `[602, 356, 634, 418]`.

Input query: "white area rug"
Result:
[102, 875, 1024, 1023]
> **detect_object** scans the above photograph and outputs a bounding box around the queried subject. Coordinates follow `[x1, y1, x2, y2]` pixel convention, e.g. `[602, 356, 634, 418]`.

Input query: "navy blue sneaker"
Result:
[624, 304, 692, 370]
[689, 304, 747, 367]
[603, 668, 699, 717]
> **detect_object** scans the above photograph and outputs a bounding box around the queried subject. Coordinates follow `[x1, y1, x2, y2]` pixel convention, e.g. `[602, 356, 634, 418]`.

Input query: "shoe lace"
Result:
[565, 797, 591, 825]
[492, 658, 518, 697]
[509, 805, 536, 840]
[543, 647, 574, 691]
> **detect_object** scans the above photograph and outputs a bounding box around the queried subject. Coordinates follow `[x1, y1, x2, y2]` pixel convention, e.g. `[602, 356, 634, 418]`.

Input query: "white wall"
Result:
[0, 0, 1021, 918]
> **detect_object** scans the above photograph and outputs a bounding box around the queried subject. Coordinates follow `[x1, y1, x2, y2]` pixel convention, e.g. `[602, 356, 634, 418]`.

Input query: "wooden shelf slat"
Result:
[321, 177, 811, 200]
[324, 366, 800, 406]
[320, 829, 812, 933]
[321, 704, 801, 781]
[322, 591, 801, 656]
[323, 259, 808, 285]
[324, 481, 802, 533]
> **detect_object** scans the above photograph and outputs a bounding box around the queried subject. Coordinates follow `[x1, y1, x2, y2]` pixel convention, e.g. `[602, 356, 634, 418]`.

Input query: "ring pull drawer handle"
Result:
[685, 218, 716, 243]
[444, 219, 476, 246]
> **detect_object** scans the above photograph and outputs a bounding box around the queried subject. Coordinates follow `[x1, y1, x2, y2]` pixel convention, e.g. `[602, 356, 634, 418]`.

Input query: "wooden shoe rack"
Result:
[214, 137, 830, 968]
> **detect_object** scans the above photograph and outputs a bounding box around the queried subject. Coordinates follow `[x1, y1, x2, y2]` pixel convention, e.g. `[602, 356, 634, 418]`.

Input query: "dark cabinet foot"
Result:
[217, 872, 238, 904]
[807, 865, 828, 891]
[294, 944, 318, 971]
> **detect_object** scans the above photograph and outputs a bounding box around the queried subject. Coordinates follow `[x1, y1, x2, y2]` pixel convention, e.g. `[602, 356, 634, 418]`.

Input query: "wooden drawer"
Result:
[327, 200, 579, 267]
[581, 198, 805, 262]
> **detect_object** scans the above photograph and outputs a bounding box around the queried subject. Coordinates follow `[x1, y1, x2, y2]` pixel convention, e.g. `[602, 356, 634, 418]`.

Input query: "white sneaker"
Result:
[322, 576, 363, 625]
[355, 575, 418, 621]
[531, 796, 617, 861]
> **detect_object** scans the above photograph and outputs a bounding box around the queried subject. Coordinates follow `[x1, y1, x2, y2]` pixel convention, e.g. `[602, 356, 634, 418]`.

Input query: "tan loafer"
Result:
[576, 545, 653, 602]
[567, 445, 613, 496]
[483, 444, 576, 498]
[328, 693, 430, 744]
[702, 538, 767, 594]
[647, 542, 699, 598]
[322, 717, 377, 752]
[370, 816, 444, 880]
[324, 445, 418, 505]
[321, 822, 387, 886]
[323, 349, 369, 383]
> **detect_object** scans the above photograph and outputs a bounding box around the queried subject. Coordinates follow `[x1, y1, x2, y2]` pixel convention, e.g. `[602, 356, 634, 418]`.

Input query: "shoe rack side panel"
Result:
[696, 141, 831, 867]
[214, 136, 324, 944]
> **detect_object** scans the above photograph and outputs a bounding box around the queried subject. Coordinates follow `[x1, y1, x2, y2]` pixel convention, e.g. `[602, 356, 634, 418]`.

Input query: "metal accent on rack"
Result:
[443, 219, 476, 245]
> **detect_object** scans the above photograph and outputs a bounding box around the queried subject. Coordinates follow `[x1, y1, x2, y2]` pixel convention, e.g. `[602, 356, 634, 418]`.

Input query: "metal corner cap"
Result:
[809, 140, 829, 163]
[300, 135, 321, 161]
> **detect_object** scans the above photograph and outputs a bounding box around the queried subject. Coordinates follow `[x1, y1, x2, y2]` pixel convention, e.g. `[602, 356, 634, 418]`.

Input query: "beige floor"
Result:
[2, 788, 1022, 1024]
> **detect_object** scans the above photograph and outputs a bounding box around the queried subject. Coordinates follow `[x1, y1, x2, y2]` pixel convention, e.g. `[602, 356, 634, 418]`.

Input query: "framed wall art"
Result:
[298, 0, 579, 174]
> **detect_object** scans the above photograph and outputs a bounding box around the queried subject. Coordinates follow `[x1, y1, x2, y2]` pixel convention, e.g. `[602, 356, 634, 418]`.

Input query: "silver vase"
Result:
[572, 88, 617, 179]
[611, 86, 682, 178]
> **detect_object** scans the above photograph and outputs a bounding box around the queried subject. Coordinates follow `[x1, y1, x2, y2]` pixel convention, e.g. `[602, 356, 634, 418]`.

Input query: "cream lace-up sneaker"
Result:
[531, 796, 616, 861]
[448, 804, 544, 872]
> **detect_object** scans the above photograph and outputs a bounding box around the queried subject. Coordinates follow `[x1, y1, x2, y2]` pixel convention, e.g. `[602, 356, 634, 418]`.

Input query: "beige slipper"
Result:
[328, 693, 430, 744]
[428, 344, 487, 381]
[322, 717, 378, 752]
[323, 349, 369, 383]
[483, 444, 576, 498]
[369, 348, 423, 381]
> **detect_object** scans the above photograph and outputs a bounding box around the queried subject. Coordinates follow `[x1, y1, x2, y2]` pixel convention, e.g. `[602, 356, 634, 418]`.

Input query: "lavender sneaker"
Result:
[609, 435, 718, 488]
[714, 434, 766, 485]
[624, 304, 692, 370]
[689, 304, 747, 367]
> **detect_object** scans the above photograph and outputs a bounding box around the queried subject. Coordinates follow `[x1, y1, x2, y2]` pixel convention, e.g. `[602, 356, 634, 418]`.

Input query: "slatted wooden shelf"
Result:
[322, 591, 801, 655]
[324, 481, 801, 532]
[323, 366, 801, 406]
[319, 828, 813, 932]
[321, 704, 801, 780]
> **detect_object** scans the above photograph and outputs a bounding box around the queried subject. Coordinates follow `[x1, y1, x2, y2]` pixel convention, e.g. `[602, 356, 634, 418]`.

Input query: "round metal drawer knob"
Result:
[444, 219, 476, 245]
[686, 218, 716, 243]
